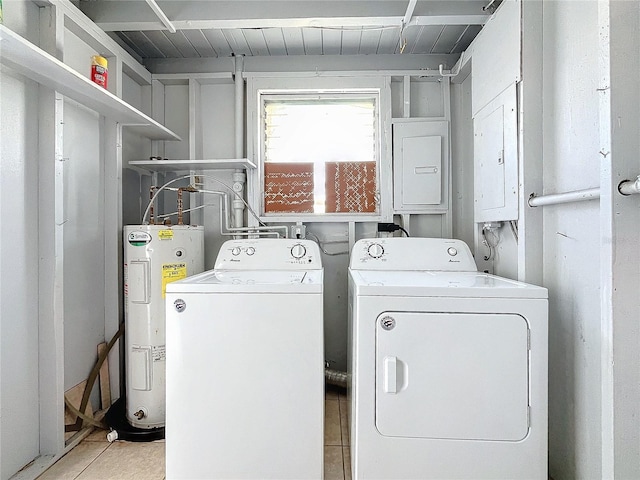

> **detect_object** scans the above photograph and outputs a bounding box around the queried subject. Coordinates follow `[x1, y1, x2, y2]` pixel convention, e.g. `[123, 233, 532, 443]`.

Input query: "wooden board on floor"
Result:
[64, 380, 94, 441]
[97, 342, 111, 409]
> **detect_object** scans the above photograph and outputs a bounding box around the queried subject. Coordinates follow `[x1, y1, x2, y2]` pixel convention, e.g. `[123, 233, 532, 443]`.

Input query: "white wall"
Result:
[61, 30, 107, 409]
[0, 69, 41, 480]
[145, 62, 455, 372]
[61, 101, 105, 392]
[1, 3, 159, 476]
[542, 2, 602, 478]
[0, 3, 44, 479]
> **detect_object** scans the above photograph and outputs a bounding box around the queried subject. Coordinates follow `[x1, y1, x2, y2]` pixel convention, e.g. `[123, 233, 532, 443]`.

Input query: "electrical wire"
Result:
[398, 226, 410, 237]
[306, 231, 350, 256]
[482, 229, 494, 261]
[509, 220, 519, 242]
[481, 226, 500, 261]
[156, 204, 215, 220]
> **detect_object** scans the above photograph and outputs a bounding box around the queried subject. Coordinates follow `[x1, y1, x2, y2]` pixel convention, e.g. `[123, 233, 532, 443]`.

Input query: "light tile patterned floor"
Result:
[38, 386, 350, 480]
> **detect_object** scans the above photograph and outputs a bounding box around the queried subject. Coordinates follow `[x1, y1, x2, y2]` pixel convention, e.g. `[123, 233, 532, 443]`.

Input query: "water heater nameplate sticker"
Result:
[162, 263, 187, 298]
[128, 231, 151, 246]
[152, 345, 166, 362]
[158, 230, 174, 240]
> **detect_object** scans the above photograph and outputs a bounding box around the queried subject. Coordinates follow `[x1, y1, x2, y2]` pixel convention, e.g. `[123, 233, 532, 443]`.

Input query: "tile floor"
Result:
[37, 386, 350, 480]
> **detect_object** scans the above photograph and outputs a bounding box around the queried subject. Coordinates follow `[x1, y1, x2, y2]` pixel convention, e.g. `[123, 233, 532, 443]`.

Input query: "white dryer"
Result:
[165, 239, 324, 480]
[348, 238, 548, 479]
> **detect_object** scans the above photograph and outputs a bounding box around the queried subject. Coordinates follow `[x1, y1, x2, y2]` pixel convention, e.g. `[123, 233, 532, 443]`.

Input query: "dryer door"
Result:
[375, 311, 529, 441]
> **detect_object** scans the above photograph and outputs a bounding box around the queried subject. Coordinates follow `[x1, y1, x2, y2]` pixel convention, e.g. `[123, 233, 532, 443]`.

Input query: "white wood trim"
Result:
[152, 72, 234, 85]
[151, 79, 166, 160]
[392, 116, 449, 123]
[442, 78, 454, 238]
[517, 0, 543, 285]
[50, 0, 151, 84]
[243, 69, 447, 78]
[247, 75, 393, 224]
[103, 120, 123, 404]
[37, 6, 66, 458]
[599, 1, 640, 476]
[402, 75, 411, 118]
[94, 15, 489, 32]
[188, 79, 202, 161]
[10, 428, 94, 480]
[129, 159, 257, 171]
[144, 0, 177, 33]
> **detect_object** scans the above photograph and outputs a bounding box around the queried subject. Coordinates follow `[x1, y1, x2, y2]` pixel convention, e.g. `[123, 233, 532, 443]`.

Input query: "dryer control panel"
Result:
[215, 239, 322, 270]
[350, 238, 477, 272]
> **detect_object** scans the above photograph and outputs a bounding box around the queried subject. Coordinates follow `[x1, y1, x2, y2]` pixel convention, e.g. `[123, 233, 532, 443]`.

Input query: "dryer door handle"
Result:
[383, 356, 398, 394]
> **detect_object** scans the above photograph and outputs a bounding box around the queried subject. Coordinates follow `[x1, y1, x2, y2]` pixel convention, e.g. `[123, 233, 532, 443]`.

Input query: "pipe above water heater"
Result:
[233, 55, 246, 232]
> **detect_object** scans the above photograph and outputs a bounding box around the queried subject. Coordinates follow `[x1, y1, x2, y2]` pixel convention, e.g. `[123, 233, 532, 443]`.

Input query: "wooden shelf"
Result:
[0, 25, 180, 141]
[128, 159, 257, 172]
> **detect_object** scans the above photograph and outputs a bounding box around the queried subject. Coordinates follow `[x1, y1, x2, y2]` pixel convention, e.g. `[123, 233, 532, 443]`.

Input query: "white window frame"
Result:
[247, 75, 393, 224]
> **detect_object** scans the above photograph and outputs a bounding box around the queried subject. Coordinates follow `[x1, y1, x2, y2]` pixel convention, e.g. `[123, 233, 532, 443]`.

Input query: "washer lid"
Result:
[166, 269, 323, 294]
[349, 270, 547, 299]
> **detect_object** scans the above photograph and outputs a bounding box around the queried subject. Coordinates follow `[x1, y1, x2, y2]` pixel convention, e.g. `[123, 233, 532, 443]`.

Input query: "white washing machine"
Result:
[165, 239, 324, 480]
[348, 238, 548, 479]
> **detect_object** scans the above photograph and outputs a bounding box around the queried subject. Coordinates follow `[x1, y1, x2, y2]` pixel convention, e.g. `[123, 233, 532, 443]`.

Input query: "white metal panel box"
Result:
[393, 120, 449, 213]
[474, 84, 518, 222]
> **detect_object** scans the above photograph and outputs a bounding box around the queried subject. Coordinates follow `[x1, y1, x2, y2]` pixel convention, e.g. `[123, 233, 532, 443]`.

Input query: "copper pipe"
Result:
[177, 188, 184, 225]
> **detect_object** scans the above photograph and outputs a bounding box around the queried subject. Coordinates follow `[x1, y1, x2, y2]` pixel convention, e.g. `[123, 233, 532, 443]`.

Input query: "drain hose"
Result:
[325, 368, 347, 388]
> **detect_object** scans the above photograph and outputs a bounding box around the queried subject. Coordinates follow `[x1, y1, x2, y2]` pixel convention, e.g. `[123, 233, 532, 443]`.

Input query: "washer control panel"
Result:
[215, 239, 322, 270]
[351, 238, 477, 272]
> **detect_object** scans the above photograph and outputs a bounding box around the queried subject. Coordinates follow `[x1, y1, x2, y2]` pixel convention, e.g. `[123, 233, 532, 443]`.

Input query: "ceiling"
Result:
[77, 1, 494, 61]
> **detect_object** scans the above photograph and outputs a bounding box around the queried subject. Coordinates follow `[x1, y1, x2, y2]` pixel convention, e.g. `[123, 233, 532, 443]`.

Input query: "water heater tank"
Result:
[124, 224, 204, 429]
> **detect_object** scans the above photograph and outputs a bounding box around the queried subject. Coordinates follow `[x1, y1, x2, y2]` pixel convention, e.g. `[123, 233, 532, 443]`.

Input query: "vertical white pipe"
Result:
[233, 55, 246, 230]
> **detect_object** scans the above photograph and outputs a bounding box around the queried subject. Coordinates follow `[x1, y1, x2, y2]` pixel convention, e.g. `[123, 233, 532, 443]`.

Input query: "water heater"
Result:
[124, 224, 204, 429]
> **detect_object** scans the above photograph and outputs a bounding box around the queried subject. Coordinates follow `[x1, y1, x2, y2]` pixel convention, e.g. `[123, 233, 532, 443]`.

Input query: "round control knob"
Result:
[447, 247, 458, 256]
[231, 247, 241, 256]
[291, 244, 307, 259]
[367, 243, 384, 258]
[246, 247, 255, 256]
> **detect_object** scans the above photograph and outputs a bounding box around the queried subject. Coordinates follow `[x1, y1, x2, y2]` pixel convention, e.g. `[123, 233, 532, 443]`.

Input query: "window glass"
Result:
[262, 95, 379, 215]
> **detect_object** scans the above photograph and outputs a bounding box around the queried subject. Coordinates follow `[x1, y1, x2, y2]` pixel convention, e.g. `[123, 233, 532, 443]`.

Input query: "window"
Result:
[260, 92, 380, 216]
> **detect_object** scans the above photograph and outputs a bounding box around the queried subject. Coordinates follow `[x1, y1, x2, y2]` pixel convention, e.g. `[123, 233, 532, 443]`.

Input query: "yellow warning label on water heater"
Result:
[158, 229, 174, 240]
[162, 263, 187, 298]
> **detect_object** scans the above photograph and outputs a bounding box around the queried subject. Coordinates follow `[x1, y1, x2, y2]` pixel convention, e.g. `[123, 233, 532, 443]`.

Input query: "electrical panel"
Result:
[392, 120, 449, 213]
[474, 84, 518, 223]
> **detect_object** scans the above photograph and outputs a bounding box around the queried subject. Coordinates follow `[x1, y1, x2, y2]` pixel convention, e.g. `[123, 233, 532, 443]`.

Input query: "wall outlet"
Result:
[290, 224, 306, 239]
